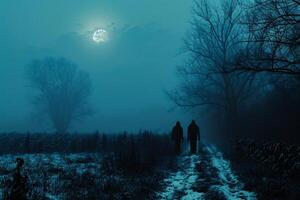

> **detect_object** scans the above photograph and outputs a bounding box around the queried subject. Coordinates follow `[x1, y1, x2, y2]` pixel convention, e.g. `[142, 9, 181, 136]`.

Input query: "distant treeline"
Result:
[0, 131, 173, 155]
[0, 132, 176, 199]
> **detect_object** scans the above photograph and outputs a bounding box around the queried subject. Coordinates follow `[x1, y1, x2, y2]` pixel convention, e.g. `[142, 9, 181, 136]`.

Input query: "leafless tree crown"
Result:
[27, 57, 93, 133]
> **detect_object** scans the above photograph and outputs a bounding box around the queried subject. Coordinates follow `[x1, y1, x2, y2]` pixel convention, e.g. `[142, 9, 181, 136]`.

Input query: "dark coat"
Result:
[188, 122, 200, 141]
[172, 124, 183, 143]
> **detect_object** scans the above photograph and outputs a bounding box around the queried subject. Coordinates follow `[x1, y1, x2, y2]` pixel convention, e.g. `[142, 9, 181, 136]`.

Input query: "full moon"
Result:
[93, 29, 107, 43]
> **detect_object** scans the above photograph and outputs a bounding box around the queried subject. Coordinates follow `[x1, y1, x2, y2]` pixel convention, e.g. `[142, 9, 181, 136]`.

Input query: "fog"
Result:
[0, 1, 299, 199]
[1, 0, 299, 144]
[0, 0, 194, 133]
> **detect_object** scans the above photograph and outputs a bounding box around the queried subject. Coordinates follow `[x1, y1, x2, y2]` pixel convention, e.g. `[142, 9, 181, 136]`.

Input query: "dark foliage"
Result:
[0, 131, 175, 174]
[229, 139, 300, 199]
[2, 158, 29, 200]
[0, 131, 176, 200]
[238, 75, 300, 143]
[0, 131, 170, 153]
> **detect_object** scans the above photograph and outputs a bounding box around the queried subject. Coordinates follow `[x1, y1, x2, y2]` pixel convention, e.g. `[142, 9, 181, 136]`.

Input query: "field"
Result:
[0, 132, 176, 200]
[0, 133, 299, 199]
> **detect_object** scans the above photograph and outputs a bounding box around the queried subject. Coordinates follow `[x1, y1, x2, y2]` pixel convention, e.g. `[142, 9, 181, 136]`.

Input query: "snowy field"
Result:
[0, 153, 102, 200]
[0, 132, 174, 200]
[0, 144, 256, 200]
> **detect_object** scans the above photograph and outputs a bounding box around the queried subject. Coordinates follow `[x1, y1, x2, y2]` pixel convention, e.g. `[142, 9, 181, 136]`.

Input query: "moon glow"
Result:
[93, 29, 107, 43]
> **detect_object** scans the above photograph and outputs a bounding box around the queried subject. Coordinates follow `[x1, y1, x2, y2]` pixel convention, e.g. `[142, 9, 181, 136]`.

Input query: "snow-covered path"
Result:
[206, 145, 256, 200]
[157, 144, 256, 200]
[158, 153, 204, 199]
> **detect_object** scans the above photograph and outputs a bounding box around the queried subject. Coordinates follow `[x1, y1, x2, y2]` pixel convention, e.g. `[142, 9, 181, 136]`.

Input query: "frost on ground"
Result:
[0, 153, 102, 200]
[0, 152, 167, 200]
[0, 144, 256, 200]
[206, 145, 256, 200]
[158, 153, 204, 199]
[158, 144, 256, 200]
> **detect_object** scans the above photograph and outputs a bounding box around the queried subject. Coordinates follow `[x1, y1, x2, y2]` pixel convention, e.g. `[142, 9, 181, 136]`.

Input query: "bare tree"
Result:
[234, 0, 300, 74]
[26, 57, 93, 134]
[170, 0, 257, 135]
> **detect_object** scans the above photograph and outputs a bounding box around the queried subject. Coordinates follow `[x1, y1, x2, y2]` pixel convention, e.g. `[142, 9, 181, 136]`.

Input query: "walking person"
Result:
[188, 120, 200, 154]
[171, 121, 184, 154]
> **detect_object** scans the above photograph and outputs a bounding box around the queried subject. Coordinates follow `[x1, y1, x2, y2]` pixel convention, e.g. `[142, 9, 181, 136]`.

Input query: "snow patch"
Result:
[158, 154, 204, 200]
[207, 145, 256, 200]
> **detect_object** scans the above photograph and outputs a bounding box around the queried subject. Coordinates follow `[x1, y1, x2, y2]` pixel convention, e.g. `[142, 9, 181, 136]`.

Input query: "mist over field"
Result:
[0, 0, 194, 133]
[0, 0, 299, 199]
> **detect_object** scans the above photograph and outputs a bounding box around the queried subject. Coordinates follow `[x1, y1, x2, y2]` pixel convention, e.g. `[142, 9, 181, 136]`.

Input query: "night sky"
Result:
[0, 0, 196, 133]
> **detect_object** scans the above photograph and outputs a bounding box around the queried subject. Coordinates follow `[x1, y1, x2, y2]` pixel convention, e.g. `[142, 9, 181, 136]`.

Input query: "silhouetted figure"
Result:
[188, 120, 200, 154]
[172, 121, 184, 154]
[4, 158, 28, 200]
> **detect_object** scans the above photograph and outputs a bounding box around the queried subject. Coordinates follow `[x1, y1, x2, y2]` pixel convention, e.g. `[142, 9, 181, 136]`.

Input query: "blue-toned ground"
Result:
[0, 144, 256, 200]
[158, 145, 256, 200]
[0, 153, 102, 200]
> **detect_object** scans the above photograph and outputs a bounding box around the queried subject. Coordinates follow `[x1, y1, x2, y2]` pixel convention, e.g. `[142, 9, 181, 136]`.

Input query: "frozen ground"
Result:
[0, 152, 165, 200]
[158, 154, 203, 199]
[158, 144, 256, 200]
[206, 145, 256, 200]
[0, 144, 256, 200]
[0, 153, 101, 200]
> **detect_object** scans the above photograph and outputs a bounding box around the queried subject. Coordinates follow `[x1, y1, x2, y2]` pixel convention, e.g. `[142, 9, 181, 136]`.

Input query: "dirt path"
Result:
[157, 144, 256, 200]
